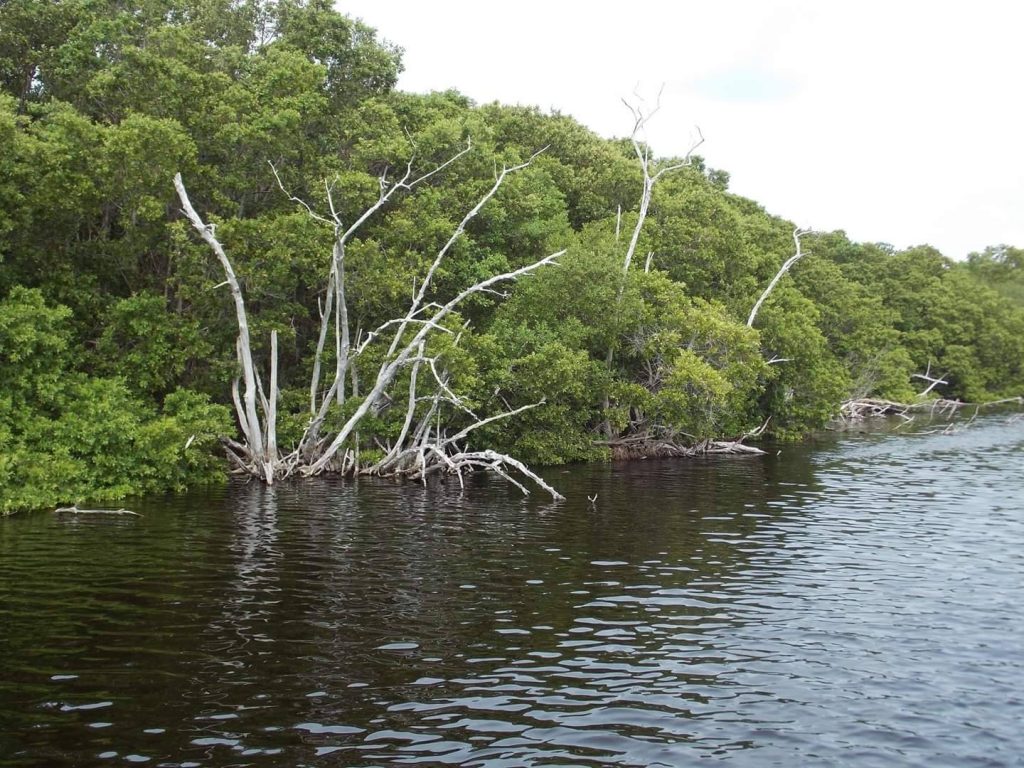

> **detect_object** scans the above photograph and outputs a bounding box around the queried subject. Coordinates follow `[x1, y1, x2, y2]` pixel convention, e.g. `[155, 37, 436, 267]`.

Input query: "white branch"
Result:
[439, 399, 544, 450]
[305, 250, 564, 475]
[356, 314, 452, 356]
[747, 227, 811, 328]
[336, 140, 474, 243]
[309, 272, 335, 413]
[386, 148, 547, 359]
[266, 330, 279, 480]
[333, 240, 350, 405]
[426, 359, 479, 420]
[620, 95, 704, 276]
[459, 449, 565, 500]
[174, 173, 265, 462]
[912, 362, 949, 396]
[269, 163, 334, 226]
[55, 506, 141, 517]
[379, 341, 426, 471]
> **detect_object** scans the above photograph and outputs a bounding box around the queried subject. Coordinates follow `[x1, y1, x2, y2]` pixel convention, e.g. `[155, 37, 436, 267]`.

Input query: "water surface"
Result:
[2, 416, 1022, 766]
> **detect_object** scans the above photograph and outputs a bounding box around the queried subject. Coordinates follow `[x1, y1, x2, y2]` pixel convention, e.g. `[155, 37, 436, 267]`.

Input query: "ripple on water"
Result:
[0, 417, 1022, 766]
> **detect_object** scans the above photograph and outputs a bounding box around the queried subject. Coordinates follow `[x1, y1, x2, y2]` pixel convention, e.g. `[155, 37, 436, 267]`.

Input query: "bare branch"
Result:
[462, 449, 565, 500]
[174, 173, 265, 462]
[267, 330, 279, 475]
[620, 95, 704, 275]
[387, 149, 548, 358]
[748, 227, 811, 328]
[399, 138, 473, 191]
[439, 399, 545, 450]
[356, 315, 453, 356]
[269, 163, 335, 225]
[912, 362, 949, 396]
[309, 274, 335, 413]
[340, 139, 473, 244]
[305, 250, 564, 475]
[381, 341, 426, 471]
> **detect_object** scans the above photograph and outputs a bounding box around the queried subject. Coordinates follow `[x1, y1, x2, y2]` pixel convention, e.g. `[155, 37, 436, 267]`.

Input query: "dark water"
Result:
[2, 416, 1023, 767]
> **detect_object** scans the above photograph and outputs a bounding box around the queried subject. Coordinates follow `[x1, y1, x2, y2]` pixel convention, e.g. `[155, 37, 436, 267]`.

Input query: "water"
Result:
[2, 416, 1022, 767]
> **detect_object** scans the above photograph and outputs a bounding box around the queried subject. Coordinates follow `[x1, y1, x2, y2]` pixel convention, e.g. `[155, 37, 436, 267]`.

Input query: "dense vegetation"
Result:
[2, 0, 1022, 512]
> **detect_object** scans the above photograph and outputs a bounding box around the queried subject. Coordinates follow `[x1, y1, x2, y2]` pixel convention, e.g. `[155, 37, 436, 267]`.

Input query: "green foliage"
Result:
[275, 0, 401, 105]
[839, 243, 1024, 402]
[0, 288, 230, 514]
[482, 244, 767, 460]
[966, 245, 1024, 306]
[792, 241, 915, 401]
[471, 322, 610, 465]
[1, 375, 231, 514]
[95, 292, 213, 398]
[614, 270, 767, 439]
[1, 0, 1022, 511]
[754, 287, 850, 436]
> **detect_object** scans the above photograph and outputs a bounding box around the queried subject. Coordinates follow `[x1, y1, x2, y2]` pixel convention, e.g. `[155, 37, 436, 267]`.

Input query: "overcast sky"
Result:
[339, 0, 1023, 259]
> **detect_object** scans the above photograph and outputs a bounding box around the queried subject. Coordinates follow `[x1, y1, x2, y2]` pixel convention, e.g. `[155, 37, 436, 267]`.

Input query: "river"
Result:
[2, 415, 1022, 767]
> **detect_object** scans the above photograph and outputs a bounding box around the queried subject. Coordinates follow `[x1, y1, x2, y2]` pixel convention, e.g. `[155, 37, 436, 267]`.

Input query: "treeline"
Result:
[2, 0, 1022, 512]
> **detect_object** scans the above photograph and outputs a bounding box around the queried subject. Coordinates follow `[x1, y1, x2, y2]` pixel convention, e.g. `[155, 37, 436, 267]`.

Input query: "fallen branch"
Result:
[55, 505, 141, 517]
[599, 436, 766, 460]
[706, 440, 767, 455]
[837, 395, 1023, 423]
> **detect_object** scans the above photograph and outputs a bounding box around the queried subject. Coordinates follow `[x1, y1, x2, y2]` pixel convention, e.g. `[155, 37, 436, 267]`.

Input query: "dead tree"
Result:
[747, 227, 811, 328]
[173, 145, 565, 499]
[174, 174, 272, 478]
[619, 90, 704, 275]
[603, 91, 704, 436]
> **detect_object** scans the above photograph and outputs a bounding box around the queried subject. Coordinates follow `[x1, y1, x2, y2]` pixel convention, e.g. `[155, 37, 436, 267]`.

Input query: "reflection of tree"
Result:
[191, 484, 283, 712]
[225, 483, 281, 627]
[234, 450, 829, 762]
[0, 445, 833, 763]
[159, 443, 832, 765]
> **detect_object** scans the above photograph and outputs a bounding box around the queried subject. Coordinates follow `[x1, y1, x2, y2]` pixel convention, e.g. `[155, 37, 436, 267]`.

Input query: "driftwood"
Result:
[599, 433, 766, 461]
[837, 395, 1023, 425]
[55, 505, 141, 517]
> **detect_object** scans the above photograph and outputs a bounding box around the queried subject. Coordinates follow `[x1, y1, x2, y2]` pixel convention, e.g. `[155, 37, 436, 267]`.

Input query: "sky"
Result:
[337, 1, 1023, 260]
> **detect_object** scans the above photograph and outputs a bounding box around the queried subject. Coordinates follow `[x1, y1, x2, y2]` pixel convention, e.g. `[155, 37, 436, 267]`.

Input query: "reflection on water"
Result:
[1, 416, 1022, 766]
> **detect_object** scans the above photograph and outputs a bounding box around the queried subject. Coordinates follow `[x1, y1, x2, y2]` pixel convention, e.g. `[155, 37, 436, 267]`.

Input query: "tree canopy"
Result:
[2, 0, 1022, 513]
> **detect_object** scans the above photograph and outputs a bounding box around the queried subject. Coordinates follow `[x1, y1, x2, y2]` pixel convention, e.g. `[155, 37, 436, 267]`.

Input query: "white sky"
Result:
[339, 0, 1023, 259]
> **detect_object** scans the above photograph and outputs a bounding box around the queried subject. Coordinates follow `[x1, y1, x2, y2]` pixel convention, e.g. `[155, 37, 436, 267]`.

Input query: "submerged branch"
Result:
[837, 395, 1023, 423]
[55, 506, 141, 517]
